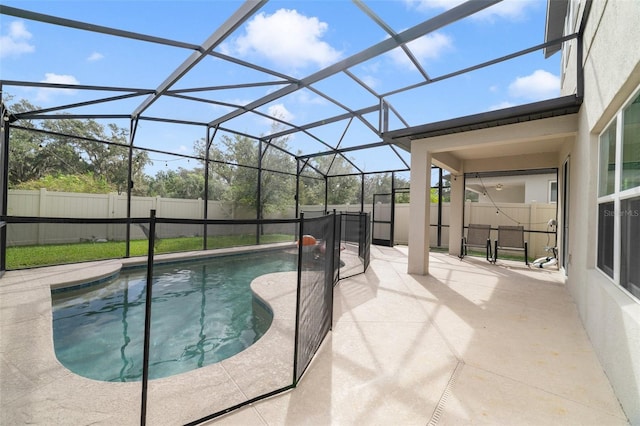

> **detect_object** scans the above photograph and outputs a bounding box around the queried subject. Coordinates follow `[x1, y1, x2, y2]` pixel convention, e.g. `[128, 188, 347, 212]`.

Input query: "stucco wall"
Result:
[563, 1, 640, 422]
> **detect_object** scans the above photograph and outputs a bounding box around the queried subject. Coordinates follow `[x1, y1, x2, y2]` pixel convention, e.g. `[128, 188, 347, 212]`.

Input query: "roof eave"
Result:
[385, 95, 583, 152]
[543, 0, 569, 58]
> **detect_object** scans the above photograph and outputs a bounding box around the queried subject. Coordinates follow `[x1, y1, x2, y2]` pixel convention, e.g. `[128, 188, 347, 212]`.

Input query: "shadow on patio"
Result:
[207, 246, 628, 425]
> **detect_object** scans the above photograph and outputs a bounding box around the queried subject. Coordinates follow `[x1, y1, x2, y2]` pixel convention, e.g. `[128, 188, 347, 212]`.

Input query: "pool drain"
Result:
[428, 360, 464, 426]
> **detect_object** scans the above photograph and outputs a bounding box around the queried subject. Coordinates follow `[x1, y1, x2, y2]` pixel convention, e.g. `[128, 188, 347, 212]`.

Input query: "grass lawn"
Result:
[7, 234, 294, 269]
[458, 248, 532, 263]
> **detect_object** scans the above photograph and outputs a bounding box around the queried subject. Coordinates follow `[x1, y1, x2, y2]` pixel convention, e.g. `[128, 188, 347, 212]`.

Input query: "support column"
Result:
[408, 144, 430, 275]
[448, 170, 465, 256]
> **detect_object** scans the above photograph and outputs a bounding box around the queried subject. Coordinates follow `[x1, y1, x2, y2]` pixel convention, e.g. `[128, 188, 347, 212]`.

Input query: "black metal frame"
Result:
[0, 1, 580, 273]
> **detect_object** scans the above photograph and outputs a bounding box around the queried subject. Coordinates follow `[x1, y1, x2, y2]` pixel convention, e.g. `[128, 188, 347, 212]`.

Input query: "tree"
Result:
[148, 167, 205, 199]
[6, 98, 150, 193]
[297, 167, 325, 206]
[194, 130, 296, 217]
[15, 173, 114, 193]
[363, 173, 391, 203]
[316, 154, 360, 205]
[259, 139, 296, 215]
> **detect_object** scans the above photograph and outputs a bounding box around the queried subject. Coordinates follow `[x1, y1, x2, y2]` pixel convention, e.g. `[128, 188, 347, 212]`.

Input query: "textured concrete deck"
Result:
[0, 245, 629, 425]
[205, 246, 628, 425]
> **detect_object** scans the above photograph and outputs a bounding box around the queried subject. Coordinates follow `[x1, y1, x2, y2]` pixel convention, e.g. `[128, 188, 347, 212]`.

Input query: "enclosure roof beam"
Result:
[0, 5, 201, 51]
[380, 33, 577, 99]
[207, 0, 501, 128]
[352, 0, 430, 81]
[165, 81, 288, 95]
[298, 141, 390, 160]
[206, 51, 299, 84]
[0, 79, 153, 93]
[13, 92, 153, 119]
[15, 114, 132, 121]
[265, 105, 379, 140]
[132, 0, 267, 118]
[321, 167, 410, 179]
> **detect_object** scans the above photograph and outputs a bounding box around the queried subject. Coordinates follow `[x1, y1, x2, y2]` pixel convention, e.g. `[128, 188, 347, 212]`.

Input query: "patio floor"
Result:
[204, 245, 628, 425]
[0, 245, 629, 425]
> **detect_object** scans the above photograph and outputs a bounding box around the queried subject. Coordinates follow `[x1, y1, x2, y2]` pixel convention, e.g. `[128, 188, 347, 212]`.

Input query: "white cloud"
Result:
[267, 103, 294, 122]
[87, 52, 104, 61]
[405, 0, 535, 21]
[405, 0, 463, 11]
[294, 90, 326, 105]
[41, 73, 79, 85]
[508, 69, 560, 101]
[36, 73, 80, 102]
[488, 101, 515, 111]
[230, 9, 341, 70]
[360, 75, 380, 90]
[474, 0, 536, 21]
[0, 20, 35, 58]
[388, 32, 452, 69]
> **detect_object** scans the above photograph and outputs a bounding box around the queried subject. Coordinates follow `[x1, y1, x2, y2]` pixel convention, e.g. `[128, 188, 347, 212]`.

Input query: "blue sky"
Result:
[0, 0, 560, 177]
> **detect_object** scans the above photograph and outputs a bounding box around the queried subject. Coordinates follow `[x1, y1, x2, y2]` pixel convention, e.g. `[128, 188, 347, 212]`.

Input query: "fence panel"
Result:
[295, 215, 334, 383]
[464, 201, 556, 258]
[6, 191, 555, 257]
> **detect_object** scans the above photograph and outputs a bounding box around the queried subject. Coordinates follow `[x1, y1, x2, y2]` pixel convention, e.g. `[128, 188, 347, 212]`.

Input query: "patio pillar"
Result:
[449, 170, 464, 256]
[408, 143, 430, 275]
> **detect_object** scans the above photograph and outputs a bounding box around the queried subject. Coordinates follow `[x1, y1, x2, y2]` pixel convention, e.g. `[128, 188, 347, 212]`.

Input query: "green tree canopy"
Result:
[148, 167, 205, 199]
[14, 173, 114, 194]
[194, 130, 296, 215]
[6, 98, 150, 194]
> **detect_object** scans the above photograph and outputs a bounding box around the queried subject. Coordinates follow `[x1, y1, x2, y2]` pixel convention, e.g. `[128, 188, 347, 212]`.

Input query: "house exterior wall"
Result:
[562, 0, 640, 422]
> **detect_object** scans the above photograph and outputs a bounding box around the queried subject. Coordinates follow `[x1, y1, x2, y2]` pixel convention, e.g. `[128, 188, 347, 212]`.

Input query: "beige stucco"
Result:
[561, 1, 640, 423]
[408, 147, 431, 274]
[408, 1, 640, 422]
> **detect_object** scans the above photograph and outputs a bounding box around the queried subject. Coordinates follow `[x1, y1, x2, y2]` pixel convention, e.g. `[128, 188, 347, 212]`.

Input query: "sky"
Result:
[0, 0, 561, 179]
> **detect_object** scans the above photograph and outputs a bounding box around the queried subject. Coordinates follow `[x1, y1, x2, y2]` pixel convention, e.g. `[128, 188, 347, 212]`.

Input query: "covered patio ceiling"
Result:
[1, 0, 579, 178]
[386, 95, 581, 173]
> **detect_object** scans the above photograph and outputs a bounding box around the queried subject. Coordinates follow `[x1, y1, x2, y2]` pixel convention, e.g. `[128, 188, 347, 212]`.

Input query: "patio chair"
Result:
[459, 224, 492, 261]
[493, 225, 528, 265]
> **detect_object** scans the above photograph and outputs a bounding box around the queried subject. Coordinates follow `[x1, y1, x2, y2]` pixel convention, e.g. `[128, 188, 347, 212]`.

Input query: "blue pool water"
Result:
[51, 250, 298, 382]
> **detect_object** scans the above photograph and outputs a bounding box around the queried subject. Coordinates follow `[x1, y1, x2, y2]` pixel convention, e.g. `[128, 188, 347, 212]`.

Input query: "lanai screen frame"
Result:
[0, 0, 579, 271]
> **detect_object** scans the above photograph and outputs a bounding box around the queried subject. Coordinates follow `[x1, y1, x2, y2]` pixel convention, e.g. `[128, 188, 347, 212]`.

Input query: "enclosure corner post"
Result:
[0, 103, 9, 275]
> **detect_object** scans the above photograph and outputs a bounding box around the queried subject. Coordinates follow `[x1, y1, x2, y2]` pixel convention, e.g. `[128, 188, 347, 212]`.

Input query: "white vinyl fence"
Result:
[392, 201, 557, 258]
[8, 190, 556, 257]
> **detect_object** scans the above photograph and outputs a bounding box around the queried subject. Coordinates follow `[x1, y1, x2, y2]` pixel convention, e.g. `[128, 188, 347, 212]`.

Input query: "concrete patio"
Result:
[205, 245, 628, 425]
[0, 245, 629, 425]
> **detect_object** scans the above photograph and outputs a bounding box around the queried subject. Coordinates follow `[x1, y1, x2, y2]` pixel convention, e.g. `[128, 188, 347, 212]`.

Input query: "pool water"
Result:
[51, 250, 298, 382]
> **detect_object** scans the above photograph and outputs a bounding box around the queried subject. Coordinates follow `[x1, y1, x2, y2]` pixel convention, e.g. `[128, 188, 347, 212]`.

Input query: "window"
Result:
[620, 197, 640, 298]
[549, 180, 558, 203]
[597, 90, 640, 300]
[621, 95, 640, 190]
[597, 202, 614, 278]
[598, 121, 617, 196]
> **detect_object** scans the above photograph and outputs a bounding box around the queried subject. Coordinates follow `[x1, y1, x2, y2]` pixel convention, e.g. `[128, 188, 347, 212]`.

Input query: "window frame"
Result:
[596, 87, 640, 301]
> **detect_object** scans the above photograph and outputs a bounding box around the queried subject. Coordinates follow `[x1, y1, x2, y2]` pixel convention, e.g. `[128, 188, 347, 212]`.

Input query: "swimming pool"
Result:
[51, 250, 298, 382]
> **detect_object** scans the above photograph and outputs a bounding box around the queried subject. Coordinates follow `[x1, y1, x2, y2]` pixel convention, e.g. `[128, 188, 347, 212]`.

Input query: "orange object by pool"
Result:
[299, 235, 317, 246]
